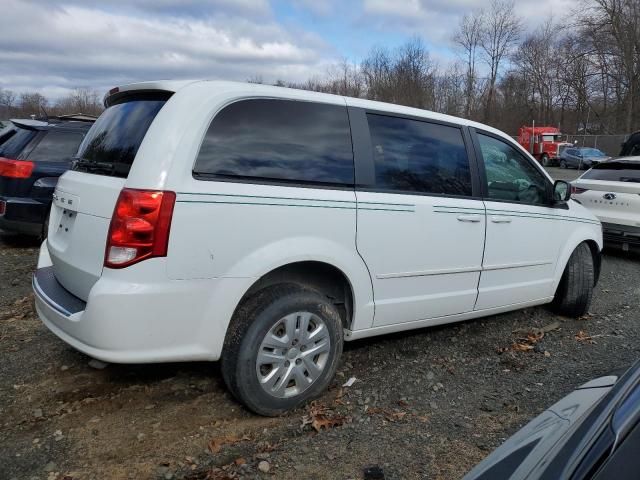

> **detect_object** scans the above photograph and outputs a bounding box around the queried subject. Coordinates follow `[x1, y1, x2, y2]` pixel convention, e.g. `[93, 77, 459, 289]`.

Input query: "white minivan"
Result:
[33, 81, 602, 415]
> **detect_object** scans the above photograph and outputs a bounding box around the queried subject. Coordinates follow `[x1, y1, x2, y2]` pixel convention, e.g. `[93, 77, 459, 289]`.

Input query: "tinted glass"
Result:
[580, 148, 606, 157]
[28, 131, 85, 162]
[194, 99, 354, 185]
[74, 95, 168, 177]
[367, 114, 472, 196]
[582, 161, 640, 183]
[0, 126, 38, 159]
[477, 133, 548, 204]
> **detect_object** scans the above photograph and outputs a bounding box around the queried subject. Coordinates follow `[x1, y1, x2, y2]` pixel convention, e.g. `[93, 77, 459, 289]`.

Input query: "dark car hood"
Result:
[463, 376, 617, 480]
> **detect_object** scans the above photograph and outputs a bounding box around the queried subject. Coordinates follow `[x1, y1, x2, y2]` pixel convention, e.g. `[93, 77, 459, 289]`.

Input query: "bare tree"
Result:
[580, 0, 640, 132]
[454, 11, 484, 118]
[0, 89, 17, 119]
[19, 92, 48, 117]
[53, 88, 103, 116]
[480, 0, 522, 122]
[512, 20, 560, 124]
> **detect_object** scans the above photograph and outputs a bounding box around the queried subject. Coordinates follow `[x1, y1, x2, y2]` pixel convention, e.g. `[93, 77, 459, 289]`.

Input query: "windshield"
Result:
[582, 161, 640, 183]
[73, 93, 170, 178]
[580, 148, 606, 157]
[0, 125, 38, 159]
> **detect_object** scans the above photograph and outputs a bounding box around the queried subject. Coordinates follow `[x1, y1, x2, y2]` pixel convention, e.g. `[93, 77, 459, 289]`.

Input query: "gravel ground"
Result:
[1, 183, 638, 480]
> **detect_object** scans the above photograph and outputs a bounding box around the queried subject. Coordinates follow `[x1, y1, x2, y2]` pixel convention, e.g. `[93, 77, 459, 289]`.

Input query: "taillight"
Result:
[105, 188, 176, 268]
[571, 185, 589, 195]
[0, 157, 34, 178]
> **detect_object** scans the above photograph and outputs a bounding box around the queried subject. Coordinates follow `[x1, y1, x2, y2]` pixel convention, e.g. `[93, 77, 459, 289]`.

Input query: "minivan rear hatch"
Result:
[47, 92, 171, 300]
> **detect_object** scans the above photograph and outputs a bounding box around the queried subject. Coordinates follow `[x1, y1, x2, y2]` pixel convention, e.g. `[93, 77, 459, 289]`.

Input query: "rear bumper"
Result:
[0, 196, 49, 235]
[602, 222, 640, 246]
[33, 242, 233, 363]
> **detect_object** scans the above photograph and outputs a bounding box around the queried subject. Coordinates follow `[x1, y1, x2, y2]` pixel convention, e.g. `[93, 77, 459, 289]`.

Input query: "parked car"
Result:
[559, 147, 610, 169]
[571, 157, 640, 251]
[0, 115, 94, 237]
[33, 81, 602, 415]
[464, 360, 640, 480]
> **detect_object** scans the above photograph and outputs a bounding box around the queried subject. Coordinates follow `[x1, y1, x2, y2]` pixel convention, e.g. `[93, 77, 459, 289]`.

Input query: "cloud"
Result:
[360, 0, 580, 47]
[0, 0, 582, 101]
[0, 0, 332, 99]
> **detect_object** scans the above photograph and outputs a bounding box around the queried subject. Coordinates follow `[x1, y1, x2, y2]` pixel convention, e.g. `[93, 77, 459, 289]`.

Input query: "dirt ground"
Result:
[1, 228, 639, 480]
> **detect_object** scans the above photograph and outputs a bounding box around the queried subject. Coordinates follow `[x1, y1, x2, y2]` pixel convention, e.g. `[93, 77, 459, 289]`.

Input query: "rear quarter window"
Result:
[193, 99, 354, 186]
[0, 127, 38, 159]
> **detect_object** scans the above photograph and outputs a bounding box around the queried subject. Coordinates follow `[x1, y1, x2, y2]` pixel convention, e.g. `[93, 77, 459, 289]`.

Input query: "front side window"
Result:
[366, 114, 472, 196]
[194, 99, 354, 186]
[28, 131, 85, 162]
[477, 133, 549, 205]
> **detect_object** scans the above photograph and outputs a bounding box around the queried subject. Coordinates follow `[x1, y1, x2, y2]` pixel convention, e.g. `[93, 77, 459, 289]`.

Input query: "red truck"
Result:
[517, 126, 572, 166]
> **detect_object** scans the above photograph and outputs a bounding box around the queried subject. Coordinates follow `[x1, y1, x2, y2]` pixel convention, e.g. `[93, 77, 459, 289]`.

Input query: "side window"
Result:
[194, 99, 354, 186]
[366, 114, 472, 196]
[477, 133, 549, 205]
[28, 131, 85, 162]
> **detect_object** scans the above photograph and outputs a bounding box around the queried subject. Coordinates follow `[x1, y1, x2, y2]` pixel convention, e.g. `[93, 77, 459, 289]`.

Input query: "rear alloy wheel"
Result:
[221, 284, 343, 416]
[541, 154, 550, 167]
[551, 243, 594, 317]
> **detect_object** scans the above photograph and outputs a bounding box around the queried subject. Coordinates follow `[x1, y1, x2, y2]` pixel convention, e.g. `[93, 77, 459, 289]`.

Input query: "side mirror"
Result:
[553, 180, 571, 203]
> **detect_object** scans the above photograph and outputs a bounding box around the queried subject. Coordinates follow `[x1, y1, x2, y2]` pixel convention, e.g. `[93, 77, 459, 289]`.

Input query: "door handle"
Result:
[491, 216, 512, 223]
[457, 214, 482, 223]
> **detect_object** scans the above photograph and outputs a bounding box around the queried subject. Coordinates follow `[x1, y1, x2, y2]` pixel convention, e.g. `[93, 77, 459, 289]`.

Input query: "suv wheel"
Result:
[40, 207, 50, 241]
[559, 159, 567, 169]
[551, 243, 594, 317]
[221, 284, 344, 416]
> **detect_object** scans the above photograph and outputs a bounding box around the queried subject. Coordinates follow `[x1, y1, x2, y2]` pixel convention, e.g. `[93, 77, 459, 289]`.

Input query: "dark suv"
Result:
[0, 115, 94, 237]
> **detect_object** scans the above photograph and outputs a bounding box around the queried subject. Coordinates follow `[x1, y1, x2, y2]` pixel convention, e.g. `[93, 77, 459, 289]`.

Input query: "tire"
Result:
[541, 154, 550, 167]
[40, 206, 51, 241]
[559, 159, 567, 169]
[551, 243, 594, 317]
[221, 284, 344, 416]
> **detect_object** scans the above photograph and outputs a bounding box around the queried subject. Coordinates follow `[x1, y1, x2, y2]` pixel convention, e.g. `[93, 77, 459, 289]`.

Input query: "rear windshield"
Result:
[0, 126, 38, 159]
[582, 161, 640, 183]
[73, 93, 170, 177]
[28, 130, 86, 162]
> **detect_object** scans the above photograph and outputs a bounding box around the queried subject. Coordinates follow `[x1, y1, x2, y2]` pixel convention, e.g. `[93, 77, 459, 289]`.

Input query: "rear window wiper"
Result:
[72, 157, 116, 175]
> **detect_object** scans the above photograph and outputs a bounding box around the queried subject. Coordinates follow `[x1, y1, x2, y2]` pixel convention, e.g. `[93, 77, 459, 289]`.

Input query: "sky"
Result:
[0, 0, 579, 101]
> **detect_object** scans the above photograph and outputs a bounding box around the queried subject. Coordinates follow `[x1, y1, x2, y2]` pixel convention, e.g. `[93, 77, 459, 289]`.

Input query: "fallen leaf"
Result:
[575, 330, 594, 343]
[303, 402, 347, 432]
[207, 435, 251, 454]
[512, 342, 534, 352]
[541, 321, 561, 333]
[544, 351, 551, 357]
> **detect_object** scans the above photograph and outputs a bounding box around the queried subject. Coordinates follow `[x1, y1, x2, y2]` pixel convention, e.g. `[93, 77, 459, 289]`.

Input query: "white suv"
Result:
[571, 157, 640, 251]
[33, 81, 602, 415]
